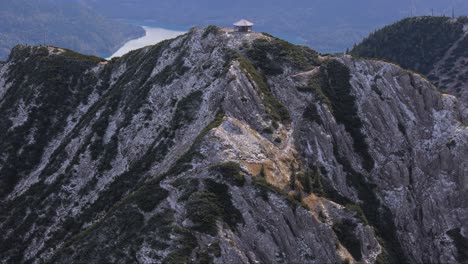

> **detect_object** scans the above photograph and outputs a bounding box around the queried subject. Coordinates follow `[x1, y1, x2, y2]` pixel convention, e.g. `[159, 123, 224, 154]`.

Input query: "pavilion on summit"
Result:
[233, 19, 254, 32]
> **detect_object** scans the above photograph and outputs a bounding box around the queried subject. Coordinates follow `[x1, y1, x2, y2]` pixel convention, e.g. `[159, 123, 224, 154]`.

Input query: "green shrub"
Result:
[289, 171, 297, 190]
[300, 73, 332, 109]
[155, 48, 189, 86]
[210, 162, 245, 186]
[129, 180, 169, 212]
[186, 180, 243, 235]
[263, 127, 274, 134]
[237, 56, 290, 123]
[253, 176, 307, 209]
[298, 167, 324, 196]
[321, 60, 374, 171]
[205, 180, 244, 230]
[172, 90, 204, 130]
[176, 178, 199, 202]
[186, 191, 223, 234]
[61, 49, 104, 64]
[271, 120, 279, 129]
[202, 25, 220, 38]
[345, 204, 369, 225]
[245, 39, 284, 75]
[246, 37, 319, 75]
[163, 228, 197, 264]
[253, 177, 271, 201]
[144, 209, 175, 244]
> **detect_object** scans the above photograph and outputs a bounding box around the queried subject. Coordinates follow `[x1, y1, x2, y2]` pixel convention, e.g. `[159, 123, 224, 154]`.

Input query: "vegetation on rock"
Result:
[351, 16, 464, 75]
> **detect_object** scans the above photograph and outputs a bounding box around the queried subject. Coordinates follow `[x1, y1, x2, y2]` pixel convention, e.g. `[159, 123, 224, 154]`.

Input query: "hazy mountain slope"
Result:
[351, 16, 468, 104]
[0, 28, 467, 264]
[0, 0, 144, 60]
[83, 0, 468, 53]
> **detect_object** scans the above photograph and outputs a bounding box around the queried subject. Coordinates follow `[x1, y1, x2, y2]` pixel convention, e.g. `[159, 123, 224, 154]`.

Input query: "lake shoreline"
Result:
[108, 25, 186, 59]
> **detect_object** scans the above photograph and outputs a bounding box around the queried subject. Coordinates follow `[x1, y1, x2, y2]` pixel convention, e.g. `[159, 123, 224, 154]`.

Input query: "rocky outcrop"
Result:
[0, 27, 467, 264]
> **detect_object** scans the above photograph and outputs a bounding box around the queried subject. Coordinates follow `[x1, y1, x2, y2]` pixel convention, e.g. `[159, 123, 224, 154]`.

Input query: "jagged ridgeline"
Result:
[351, 16, 468, 104]
[0, 26, 467, 264]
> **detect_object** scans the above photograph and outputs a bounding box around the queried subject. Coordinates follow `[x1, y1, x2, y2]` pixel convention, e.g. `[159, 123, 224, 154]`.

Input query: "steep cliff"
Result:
[0, 27, 467, 264]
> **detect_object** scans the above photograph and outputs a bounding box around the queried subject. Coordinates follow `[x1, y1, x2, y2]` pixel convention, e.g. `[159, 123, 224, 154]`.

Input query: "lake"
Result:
[108, 26, 186, 58]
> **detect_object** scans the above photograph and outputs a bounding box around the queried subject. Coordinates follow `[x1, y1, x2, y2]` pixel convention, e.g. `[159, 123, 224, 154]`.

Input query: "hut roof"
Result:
[233, 19, 254, 27]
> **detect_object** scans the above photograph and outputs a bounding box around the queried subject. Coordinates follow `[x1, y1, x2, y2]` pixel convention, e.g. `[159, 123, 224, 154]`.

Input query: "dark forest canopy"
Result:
[351, 16, 466, 74]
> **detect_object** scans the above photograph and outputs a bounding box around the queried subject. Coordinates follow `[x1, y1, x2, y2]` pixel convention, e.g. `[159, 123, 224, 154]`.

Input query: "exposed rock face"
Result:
[0, 27, 467, 264]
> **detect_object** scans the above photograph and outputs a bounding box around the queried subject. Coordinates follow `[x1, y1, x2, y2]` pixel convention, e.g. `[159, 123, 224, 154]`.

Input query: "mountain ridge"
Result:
[0, 27, 467, 264]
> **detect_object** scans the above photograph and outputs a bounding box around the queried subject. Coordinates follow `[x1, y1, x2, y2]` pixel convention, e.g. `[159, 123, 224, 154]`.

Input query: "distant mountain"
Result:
[0, 0, 144, 60]
[83, 0, 468, 53]
[351, 16, 468, 104]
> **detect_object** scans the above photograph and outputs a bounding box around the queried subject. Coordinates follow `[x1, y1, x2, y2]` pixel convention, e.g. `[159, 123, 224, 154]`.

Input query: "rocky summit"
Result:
[0, 26, 467, 264]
